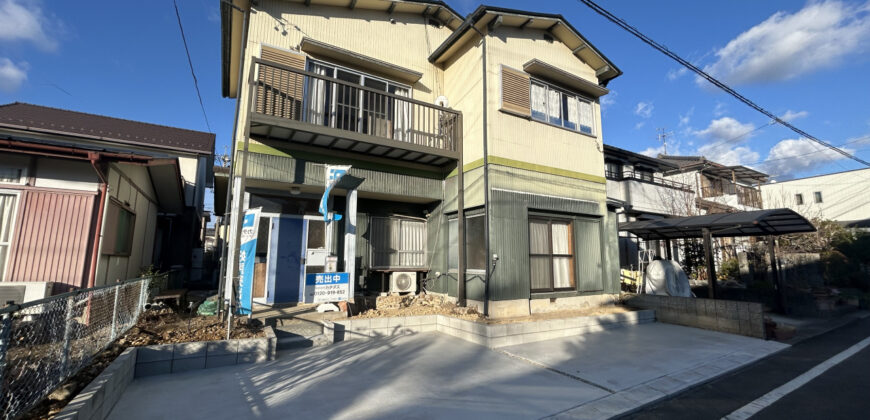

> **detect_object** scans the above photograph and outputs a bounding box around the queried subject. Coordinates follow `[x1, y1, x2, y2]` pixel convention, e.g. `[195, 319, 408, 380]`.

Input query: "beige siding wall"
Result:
[236, 0, 454, 144]
[443, 39, 484, 165]
[484, 27, 605, 178]
[761, 169, 870, 223]
[95, 163, 159, 286]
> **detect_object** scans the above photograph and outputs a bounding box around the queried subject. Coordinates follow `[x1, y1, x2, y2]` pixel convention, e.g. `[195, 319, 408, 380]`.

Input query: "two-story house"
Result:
[603, 145, 694, 268]
[0, 103, 214, 299]
[219, 0, 622, 318]
[658, 155, 767, 214]
[761, 167, 870, 229]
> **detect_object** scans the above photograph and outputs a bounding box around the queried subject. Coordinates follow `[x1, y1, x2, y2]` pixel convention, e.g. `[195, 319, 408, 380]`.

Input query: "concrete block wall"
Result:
[324, 310, 655, 348]
[134, 327, 277, 377]
[56, 347, 137, 420]
[624, 294, 765, 338]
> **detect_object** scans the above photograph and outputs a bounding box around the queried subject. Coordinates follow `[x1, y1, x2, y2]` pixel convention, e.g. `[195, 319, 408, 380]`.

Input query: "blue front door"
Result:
[267, 216, 306, 303]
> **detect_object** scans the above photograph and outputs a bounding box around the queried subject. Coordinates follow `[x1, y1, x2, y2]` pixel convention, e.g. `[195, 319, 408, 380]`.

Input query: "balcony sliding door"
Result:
[305, 60, 410, 141]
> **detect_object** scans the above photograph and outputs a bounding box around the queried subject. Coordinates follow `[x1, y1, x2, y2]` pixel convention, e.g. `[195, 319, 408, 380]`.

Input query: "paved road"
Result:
[624, 314, 870, 420]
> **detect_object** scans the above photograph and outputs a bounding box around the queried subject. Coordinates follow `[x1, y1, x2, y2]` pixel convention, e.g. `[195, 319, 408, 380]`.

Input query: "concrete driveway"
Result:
[108, 323, 787, 420]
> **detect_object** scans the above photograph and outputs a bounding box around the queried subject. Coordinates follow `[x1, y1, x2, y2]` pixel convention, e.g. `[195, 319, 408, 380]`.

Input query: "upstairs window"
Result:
[814, 191, 823, 203]
[636, 168, 654, 182]
[530, 80, 595, 135]
[795, 193, 804, 205]
[605, 161, 622, 180]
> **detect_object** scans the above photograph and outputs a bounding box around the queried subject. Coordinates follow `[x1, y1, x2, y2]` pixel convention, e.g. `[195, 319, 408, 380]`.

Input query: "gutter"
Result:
[87, 153, 109, 289]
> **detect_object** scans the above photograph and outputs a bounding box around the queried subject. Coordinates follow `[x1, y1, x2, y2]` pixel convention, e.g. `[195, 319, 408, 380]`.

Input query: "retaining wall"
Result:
[55, 348, 136, 420]
[324, 310, 655, 348]
[624, 294, 765, 338]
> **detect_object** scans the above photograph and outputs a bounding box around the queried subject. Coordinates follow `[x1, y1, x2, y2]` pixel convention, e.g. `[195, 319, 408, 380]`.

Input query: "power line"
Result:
[746, 134, 870, 167]
[700, 120, 777, 152]
[173, 0, 212, 133]
[575, 0, 870, 167]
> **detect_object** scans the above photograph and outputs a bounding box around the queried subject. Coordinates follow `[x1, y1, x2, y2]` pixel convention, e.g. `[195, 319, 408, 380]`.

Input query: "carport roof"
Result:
[619, 208, 816, 240]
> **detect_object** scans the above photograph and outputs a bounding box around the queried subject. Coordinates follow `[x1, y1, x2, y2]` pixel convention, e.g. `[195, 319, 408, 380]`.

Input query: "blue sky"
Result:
[2, 0, 870, 217]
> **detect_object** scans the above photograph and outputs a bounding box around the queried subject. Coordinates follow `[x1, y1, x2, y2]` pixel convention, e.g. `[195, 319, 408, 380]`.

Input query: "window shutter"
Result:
[257, 46, 307, 119]
[501, 66, 531, 116]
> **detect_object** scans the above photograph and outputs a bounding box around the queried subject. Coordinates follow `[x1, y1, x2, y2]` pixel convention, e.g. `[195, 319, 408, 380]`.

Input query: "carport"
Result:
[619, 209, 816, 311]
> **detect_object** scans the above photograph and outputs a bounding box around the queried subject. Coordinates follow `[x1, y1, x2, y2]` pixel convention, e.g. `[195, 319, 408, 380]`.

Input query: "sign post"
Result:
[237, 208, 261, 316]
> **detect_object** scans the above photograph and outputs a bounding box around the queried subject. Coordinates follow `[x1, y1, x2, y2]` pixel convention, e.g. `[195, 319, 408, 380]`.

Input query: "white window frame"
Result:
[0, 189, 21, 282]
[529, 78, 596, 136]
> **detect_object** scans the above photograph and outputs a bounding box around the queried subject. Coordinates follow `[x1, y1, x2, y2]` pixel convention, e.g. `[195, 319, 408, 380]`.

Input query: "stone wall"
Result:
[624, 294, 765, 338]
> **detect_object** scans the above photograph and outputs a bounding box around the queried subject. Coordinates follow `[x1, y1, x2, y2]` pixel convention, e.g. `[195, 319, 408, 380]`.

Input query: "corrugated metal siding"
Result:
[489, 188, 604, 301]
[7, 191, 94, 287]
[240, 151, 444, 201]
[369, 216, 426, 269]
[575, 218, 603, 292]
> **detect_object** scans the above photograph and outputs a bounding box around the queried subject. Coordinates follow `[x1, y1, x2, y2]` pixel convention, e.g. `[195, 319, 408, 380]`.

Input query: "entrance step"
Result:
[274, 318, 330, 351]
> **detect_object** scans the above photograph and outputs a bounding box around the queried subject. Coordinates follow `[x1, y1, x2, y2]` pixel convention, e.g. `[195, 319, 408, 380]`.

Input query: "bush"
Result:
[718, 258, 740, 282]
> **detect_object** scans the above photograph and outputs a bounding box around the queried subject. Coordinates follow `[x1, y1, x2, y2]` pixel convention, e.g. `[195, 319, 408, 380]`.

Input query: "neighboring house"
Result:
[603, 145, 694, 268]
[761, 167, 870, 229]
[0, 103, 214, 299]
[658, 155, 767, 214]
[218, 0, 622, 318]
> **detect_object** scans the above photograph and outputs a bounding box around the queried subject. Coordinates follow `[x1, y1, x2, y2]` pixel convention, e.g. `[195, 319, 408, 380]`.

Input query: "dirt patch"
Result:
[351, 294, 484, 321]
[20, 309, 264, 420]
[350, 294, 635, 324]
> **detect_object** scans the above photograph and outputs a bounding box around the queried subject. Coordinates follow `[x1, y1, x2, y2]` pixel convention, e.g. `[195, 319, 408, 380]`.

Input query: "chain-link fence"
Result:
[0, 277, 152, 419]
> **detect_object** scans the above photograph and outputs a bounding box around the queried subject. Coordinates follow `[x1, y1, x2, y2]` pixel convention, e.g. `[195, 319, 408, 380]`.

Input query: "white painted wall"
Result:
[761, 168, 870, 223]
[33, 158, 100, 191]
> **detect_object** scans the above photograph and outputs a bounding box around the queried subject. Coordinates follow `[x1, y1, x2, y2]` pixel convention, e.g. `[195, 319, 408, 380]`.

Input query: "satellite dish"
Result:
[435, 95, 449, 108]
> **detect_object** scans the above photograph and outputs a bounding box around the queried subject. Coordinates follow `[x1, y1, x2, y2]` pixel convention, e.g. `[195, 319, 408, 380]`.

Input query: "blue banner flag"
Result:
[319, 165, 351, 222]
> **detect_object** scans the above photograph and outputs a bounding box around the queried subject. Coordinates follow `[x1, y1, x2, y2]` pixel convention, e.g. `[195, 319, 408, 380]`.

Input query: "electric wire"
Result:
[575, 0, 869, 167]
[174, 0, 212, 133]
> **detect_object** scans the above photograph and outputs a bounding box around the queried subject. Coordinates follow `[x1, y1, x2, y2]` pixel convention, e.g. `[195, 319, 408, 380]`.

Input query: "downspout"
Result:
[87, 153, 108, 289]
[218, 2, 250, 317]
[470, 23, 491, 316]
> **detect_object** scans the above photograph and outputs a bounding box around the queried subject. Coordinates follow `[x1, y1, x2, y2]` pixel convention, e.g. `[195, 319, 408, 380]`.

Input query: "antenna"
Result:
[657, 128, 673, 155]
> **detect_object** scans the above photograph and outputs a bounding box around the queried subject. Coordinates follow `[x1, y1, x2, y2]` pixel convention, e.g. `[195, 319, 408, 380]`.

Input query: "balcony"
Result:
[247, 59, 461, 169]
[612, 171, 692, 192]
[737, 186, 762, 208]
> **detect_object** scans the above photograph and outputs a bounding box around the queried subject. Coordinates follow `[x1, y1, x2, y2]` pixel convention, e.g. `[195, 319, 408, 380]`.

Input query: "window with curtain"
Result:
[448, 213, 486, 271]
[530, 79, 595, 135]
[529, 217, 575, 292]
[305, 60, 411, 139]
[102, 200, 135, 256]
[0, 193, 19, 281]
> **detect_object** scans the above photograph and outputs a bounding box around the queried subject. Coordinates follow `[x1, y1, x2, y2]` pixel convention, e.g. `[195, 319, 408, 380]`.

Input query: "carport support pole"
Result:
[702, 228, 717, 299]
[665, 239, 672, 260]
[769, 237, 786, 313]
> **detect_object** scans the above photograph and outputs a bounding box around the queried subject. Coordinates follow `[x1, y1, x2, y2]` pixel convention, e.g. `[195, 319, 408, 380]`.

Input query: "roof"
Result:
[0, 102, 215, 155]
[658, 154, 768, 182]
[604, 144, 678, 170]
[428, 5, 622, 85]
[619, 208, 816, 240]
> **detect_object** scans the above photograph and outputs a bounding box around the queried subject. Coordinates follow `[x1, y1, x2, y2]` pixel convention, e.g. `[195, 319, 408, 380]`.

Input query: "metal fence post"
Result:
[59, 295, 76, 376]
[0, 301, 15, 404]
[138, 278, 147, 313]
[110, 285, 120, 341]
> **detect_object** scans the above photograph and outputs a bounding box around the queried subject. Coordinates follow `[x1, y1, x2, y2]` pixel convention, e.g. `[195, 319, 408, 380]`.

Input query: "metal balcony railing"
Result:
[615, 171, 692, 192]
[250, 58, 460, 156]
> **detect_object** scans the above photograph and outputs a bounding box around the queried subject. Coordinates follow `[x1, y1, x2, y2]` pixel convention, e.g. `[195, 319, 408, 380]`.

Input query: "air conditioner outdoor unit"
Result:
[390, 272, 417, 294]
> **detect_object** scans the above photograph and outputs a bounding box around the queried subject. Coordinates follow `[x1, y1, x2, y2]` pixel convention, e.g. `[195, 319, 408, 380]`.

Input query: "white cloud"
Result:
[667, 67, 688, 81]
[0, 58, 27, 92]
[693, 117, 756, 142]
[692, 117, 760, 165]
[635, 101, 654, 118]
[713, 102, 727, 117]
[761, 137, 853, 177]
[679, 107, 695, 127]
[0, 0, 57, 51]
[640, 141, 681, 158]
[635, 121, 646, 130]
[702, 0, 870, 85]
[600, 89, 617, 110]
[780, 109, 809, 122]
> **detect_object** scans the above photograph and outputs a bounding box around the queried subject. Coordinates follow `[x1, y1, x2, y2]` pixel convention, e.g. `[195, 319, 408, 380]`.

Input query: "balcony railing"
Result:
[249, 58, 460, 160]
[737, 186, 762, 208]
[613, 171, 692, 192]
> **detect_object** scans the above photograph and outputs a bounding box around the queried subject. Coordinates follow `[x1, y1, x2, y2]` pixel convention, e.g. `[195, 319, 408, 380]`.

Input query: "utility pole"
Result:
[657, 128, 673, 155]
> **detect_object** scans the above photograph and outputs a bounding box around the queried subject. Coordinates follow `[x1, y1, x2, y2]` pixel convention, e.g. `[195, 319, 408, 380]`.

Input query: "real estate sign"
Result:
[304, 272, 350, 303]
[237, 208, 261, 315]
